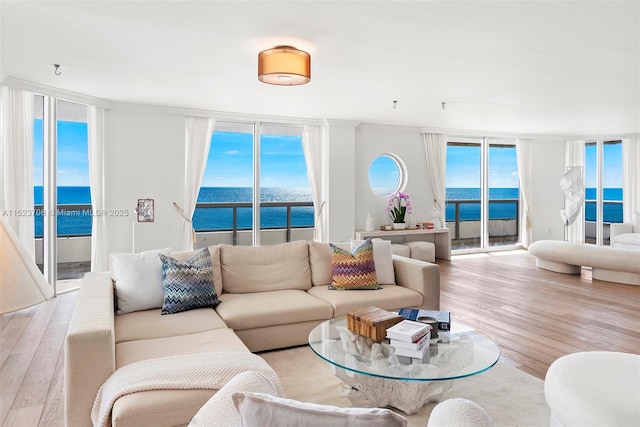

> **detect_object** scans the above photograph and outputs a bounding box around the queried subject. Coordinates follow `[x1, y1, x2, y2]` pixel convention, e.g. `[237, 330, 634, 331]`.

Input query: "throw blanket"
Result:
[91, 351, 283, 427]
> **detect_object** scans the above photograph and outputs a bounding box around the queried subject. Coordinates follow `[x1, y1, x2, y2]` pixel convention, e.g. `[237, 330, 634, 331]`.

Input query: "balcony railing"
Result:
[195, 201, 314, 245]
[446, 199, 520, 242]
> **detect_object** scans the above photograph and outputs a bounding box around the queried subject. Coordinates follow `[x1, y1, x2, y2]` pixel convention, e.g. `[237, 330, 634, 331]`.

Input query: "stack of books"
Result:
[386, 319, 432, 362]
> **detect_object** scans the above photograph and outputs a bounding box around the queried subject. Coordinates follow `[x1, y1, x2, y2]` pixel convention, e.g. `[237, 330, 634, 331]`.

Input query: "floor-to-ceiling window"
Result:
[34, 96, 90, 289]
[446, 137, 520, 250]
[584, 140, 623, 245]
[193, 121, 313, 246]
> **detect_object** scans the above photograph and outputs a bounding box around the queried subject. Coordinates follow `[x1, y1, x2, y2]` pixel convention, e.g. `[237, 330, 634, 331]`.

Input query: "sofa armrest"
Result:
[610, 222, 633, 240]
[392, 255, 440, 310]
[65, 272, 116, 427]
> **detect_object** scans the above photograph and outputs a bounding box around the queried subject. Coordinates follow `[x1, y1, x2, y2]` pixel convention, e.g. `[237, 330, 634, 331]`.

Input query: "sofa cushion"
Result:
[114, 307, 228, 344]
[351, 239, 395, 284]
[171, 245, 223, 296]
[308, 241, 349, 286]
[308, 284, 423, 317]
[216, 290, 334, 330]
[232, 392, 408, 427]
[220, 240, 312, 293]
[159, 248, 220, 315]
[115, 328, 249, 368]
[110, 247, 171, 314]
[330, 239, 379, 290]
[113, 389, 216, 427]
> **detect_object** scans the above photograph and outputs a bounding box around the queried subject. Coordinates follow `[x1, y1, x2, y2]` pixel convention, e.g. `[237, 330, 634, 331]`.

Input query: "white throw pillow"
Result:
[351, 239, 395, 284]
[110, 247, 171, 314]
[232, 392, 408, 427]
[633, 212, 640, 231]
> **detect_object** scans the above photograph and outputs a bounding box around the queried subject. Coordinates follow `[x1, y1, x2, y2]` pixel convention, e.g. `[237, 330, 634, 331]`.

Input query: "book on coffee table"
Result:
[398, 308, 451, 331]
[386, 319, 430, 342]
[389, 331, 430, 351]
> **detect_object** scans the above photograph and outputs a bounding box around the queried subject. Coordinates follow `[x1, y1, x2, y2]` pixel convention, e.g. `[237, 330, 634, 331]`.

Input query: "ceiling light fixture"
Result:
[258, 46, 310, 86]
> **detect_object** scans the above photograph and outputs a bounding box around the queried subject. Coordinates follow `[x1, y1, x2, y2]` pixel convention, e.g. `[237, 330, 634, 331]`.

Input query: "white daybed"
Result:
[528, 240, 640, 286]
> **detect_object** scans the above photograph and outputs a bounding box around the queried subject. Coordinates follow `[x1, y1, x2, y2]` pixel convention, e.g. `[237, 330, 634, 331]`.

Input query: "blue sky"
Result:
[40, 122, 623, 190]
[34, 119, 90, 186]
[585, 143, 623, 188]
[201, 131, 310, 188]
[445, 145, 520, 188]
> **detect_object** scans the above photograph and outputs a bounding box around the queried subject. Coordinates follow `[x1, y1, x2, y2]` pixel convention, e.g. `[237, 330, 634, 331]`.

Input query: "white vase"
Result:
[392, 222, 406, 230]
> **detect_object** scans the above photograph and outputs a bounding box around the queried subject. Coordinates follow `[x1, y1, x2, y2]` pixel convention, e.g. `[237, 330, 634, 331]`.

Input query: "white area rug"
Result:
[260, 346, 549, 427]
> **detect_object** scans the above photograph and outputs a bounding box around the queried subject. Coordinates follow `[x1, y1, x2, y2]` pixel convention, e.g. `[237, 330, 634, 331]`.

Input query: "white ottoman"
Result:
[391, 243, 411, 257]
[544, 351, 640, 427]
[405, 241, 436, 263]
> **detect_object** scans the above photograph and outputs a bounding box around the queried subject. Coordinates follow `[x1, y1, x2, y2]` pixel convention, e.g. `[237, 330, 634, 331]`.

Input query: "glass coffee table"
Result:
[308, 316, 500, 414]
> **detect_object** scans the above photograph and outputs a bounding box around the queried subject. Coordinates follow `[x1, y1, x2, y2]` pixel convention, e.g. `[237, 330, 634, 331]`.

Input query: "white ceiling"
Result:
[2, 1, 638, 136]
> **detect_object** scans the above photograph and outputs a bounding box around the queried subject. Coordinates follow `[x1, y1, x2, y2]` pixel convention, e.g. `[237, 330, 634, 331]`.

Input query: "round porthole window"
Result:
[368, 154, 405, 197]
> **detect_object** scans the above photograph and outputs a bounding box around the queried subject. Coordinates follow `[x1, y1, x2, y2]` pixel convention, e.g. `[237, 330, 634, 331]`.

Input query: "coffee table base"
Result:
[333, 366, 454, 415]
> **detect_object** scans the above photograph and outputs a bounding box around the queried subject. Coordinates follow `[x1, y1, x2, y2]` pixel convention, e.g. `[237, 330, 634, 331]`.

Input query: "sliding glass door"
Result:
[446, 138, 520, 250]
[33, 95, 90, 291]
[584, 140, 623, 245]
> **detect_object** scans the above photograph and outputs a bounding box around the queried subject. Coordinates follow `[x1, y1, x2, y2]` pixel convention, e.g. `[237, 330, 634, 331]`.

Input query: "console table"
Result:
[355, 228, 451, 261]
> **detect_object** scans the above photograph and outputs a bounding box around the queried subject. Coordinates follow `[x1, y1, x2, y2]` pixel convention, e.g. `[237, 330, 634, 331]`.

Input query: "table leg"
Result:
[333, 366, 454, 415]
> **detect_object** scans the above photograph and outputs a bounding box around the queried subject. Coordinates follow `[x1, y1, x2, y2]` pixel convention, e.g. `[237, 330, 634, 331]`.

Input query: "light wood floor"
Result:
[1, 250, 639, 426]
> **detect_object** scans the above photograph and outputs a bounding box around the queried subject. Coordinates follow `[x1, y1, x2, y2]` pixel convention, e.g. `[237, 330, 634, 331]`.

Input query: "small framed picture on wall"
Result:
[136, 198, 154, 222]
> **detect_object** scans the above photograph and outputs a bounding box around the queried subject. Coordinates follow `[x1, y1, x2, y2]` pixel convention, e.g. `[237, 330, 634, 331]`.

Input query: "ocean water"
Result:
[33, 186, 314, 237]
[446, 188, 520, 221]
[193, 187, 314, 231]
[33, 186, 624, 237]
[446, 187, 623, 223]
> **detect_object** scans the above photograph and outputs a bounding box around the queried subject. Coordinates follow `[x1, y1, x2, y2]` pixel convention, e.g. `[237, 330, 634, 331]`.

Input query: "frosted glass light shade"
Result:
[258, 46, 311, 86]
[0, 216, 53, 314]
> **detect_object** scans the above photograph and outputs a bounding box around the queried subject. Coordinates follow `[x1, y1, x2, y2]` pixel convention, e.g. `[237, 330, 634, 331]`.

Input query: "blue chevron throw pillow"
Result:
[159, 247, 220, 315]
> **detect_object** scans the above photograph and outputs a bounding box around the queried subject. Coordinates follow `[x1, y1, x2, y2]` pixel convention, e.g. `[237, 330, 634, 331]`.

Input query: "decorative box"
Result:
[346, 306, 403, 342]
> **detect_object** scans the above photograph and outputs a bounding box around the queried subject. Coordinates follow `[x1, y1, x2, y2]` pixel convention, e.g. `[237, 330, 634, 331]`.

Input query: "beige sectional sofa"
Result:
[65, 240, 440, 427]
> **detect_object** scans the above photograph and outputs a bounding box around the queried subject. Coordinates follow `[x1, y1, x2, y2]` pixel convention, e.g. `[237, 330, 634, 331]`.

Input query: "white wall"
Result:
[354, 124, 435, 231]
[324, 120, 358, 242]
[104, 108, 185, 255]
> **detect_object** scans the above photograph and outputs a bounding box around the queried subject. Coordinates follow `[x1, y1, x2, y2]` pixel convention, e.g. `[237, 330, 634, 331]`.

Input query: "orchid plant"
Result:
[387, 192, 412, 223]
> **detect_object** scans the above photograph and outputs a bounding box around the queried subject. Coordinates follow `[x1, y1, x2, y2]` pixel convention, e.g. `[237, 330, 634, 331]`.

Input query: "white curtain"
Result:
[88, 106, 108, 271]
[302, 125, 326, 241]
[516, 138, 533, 247]
[565, 140, 585, 243]
[0, 86, 35, 260]
[421, 133, 448, 229]
[622, 138, 640, 222]
[181, 117, 215, 251]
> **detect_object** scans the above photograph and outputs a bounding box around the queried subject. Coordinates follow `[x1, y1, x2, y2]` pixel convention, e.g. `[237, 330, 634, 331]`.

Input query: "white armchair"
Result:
[610, 212, 640, 250]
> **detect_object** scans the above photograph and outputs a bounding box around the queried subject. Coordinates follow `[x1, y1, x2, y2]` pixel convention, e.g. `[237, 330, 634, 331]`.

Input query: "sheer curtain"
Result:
[421, 133, 447, 229]
[622, 138, 640, 222]
[302, 125, 326, 241]
[0, 86, 35, 260]
[516, 139, 533, 247]
[88, 106, 108, 271]
[565, 140, 585, 243]
[181, 117, 215, 251]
